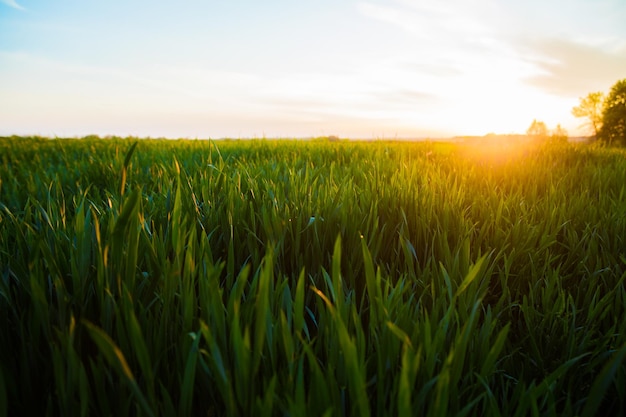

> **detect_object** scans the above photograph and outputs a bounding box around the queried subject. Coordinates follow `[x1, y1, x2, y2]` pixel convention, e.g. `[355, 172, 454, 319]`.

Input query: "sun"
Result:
[458, 135, 535, 166]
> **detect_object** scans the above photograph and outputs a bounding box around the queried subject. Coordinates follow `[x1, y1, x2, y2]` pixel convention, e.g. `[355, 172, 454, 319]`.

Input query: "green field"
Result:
[1, 136, 625, 416]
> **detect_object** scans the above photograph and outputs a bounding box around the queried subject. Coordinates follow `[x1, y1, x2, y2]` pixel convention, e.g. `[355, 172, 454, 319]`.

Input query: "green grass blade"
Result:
[479, 323, 510, 377]
[582, 343, 626, 417]
[179, 331, 202, 417]
[456, 255, 486, 299]
[82, 320, 155, 417]
[120, 141, 138, 195]
[0, 364, 6, 417]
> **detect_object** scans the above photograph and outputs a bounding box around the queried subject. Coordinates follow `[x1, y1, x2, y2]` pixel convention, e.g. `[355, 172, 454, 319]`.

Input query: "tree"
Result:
[551, 124, 568, 143]
[598, 79, 626, 146]
[571, 92, 604, 137]
[527, 119, 548, 139]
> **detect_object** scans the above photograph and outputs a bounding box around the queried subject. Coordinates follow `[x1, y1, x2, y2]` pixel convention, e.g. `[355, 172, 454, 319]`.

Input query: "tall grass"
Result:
[1, 136, 625, 416]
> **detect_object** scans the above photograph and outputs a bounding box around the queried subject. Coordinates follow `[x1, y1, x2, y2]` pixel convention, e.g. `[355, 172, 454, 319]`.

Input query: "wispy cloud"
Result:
[356, 0, 517, 81]
[356, 0, 626, 119]
[375, 89, 438, 104]
[1, 0, 25, 11]
[357, 0, 501, 46]
[520, 38, 626, 96]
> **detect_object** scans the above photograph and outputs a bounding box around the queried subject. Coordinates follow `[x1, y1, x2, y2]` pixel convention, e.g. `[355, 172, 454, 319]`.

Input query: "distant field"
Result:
[1, 136, 625, 416]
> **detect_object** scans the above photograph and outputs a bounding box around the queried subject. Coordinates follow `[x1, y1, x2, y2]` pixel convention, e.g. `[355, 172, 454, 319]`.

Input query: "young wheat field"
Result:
[1, 136, 625, 416]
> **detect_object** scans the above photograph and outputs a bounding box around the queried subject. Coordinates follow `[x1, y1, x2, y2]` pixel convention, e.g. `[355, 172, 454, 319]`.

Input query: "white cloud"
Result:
[355, 0, 517, 76]
[357, 0, 500, 41]
[519, 38, 626, 97]
[1, 0, 25, 11]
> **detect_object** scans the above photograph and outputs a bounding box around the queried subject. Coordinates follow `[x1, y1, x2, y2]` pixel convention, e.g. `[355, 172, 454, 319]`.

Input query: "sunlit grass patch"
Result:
[1, 136, 625, 416]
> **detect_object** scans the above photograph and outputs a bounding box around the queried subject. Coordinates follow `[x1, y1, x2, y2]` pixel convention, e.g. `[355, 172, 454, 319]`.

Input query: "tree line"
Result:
[526, 78, 625, 146]
[571, 78, 626, 146]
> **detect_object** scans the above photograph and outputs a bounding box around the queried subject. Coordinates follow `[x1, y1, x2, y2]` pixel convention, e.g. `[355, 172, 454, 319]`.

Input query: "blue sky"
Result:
[1, 0, 625, 138]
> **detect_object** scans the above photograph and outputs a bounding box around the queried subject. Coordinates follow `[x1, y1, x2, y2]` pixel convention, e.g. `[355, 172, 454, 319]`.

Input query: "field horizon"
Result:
[1, 132, 595, 143]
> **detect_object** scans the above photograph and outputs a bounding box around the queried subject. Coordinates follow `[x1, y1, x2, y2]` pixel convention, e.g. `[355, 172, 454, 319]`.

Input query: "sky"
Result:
[1, 0, 625, 139]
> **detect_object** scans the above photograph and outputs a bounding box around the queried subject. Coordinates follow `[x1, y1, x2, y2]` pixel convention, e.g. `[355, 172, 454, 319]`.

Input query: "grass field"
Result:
[1, 136, 625, 416]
